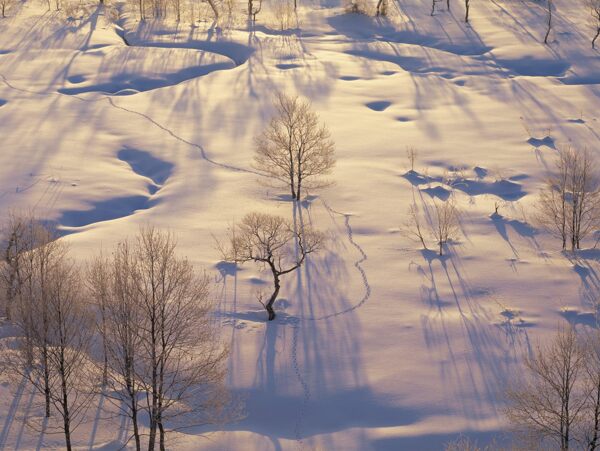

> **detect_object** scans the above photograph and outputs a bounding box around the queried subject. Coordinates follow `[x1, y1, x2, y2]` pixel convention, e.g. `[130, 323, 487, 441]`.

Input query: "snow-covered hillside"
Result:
[1, 0, 599, 448]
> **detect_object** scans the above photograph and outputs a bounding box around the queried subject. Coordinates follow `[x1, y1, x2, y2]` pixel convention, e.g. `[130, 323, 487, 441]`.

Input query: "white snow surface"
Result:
[0, 0, 599, 449]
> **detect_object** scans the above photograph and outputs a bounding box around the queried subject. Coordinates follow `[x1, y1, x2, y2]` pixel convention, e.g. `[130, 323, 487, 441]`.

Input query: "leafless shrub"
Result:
[444, 435, 498, 451]
[271, 0, 295, 30]
[402, 199, 461, 256]
[254, 93, 335, 201]
[219, 212, 324, 320]
[536, 147, 600, 251]
[406, 147, 418, 172]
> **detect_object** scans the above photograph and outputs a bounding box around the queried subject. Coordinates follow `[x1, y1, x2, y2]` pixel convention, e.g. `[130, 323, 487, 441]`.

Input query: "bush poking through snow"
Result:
[402, 198, 461, 256]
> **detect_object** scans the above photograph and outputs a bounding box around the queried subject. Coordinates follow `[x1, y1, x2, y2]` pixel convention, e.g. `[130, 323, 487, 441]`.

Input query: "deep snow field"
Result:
[1, 0, 600, 448]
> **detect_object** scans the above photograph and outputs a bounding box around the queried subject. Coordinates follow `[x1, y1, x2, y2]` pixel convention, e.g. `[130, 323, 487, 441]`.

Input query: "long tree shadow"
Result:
[414, 244, 531, 425]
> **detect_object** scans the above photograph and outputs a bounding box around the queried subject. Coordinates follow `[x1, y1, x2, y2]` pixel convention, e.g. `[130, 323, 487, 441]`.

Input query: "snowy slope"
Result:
[1, 0, 600, 449]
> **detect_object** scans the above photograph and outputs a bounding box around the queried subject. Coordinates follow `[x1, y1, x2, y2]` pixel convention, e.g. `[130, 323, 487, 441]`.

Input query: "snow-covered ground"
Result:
[1, 0, 600, 448]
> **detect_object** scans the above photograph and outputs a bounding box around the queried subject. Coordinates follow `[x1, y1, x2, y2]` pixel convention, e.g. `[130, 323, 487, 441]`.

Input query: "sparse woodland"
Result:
[0, 219, 235, 451]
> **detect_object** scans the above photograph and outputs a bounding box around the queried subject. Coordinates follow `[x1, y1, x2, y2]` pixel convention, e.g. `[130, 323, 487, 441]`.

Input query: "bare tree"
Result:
[432, 200, 460, 256]
[589, 0, 600, 49]
[403, 199, 460, 256]
[207, 0, 219, 21]
[579, 330, 600, 451]
[9, 241, 94, 451]
[248, 0, 262, 22]
[128, 227, 230, 451]
[88, 246, 143, 450]
[0, 0, 15, 17]
[402, 203, 429, 251]
[506, 326, 588, 450]
[219, 212, 324, 320]
[254, 93, 336, 201]
[9, 221, 68, 418]
[43, 259, 94, 451]
[536, 147, 600, 251]
[1, 213, 33, 321]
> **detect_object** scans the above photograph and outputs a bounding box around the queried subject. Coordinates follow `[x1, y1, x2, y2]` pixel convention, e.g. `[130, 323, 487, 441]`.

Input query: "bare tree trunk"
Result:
[158, 418, 166, 451]
[544, 0, 552, 44]
[465, 0, 470, 22]
[593, 28, 600, 49]
[43, 350, 51, 417]
[590, 379, 600, 450]
[59, 348, 73, 451]
[126, 370, 141, 451]
[206, 0, 219, 20]
[266, 266, 280, 321]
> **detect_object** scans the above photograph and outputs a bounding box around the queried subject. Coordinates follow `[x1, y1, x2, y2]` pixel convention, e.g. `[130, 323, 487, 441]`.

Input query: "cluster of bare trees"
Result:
[536, 147, 600, 252]
[430, 0, 470, 22]
[505, 326, 600, 450]
[218, 93, 334, 321]
[128, 0, 223, 23]
[0, 217, 232, 450]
